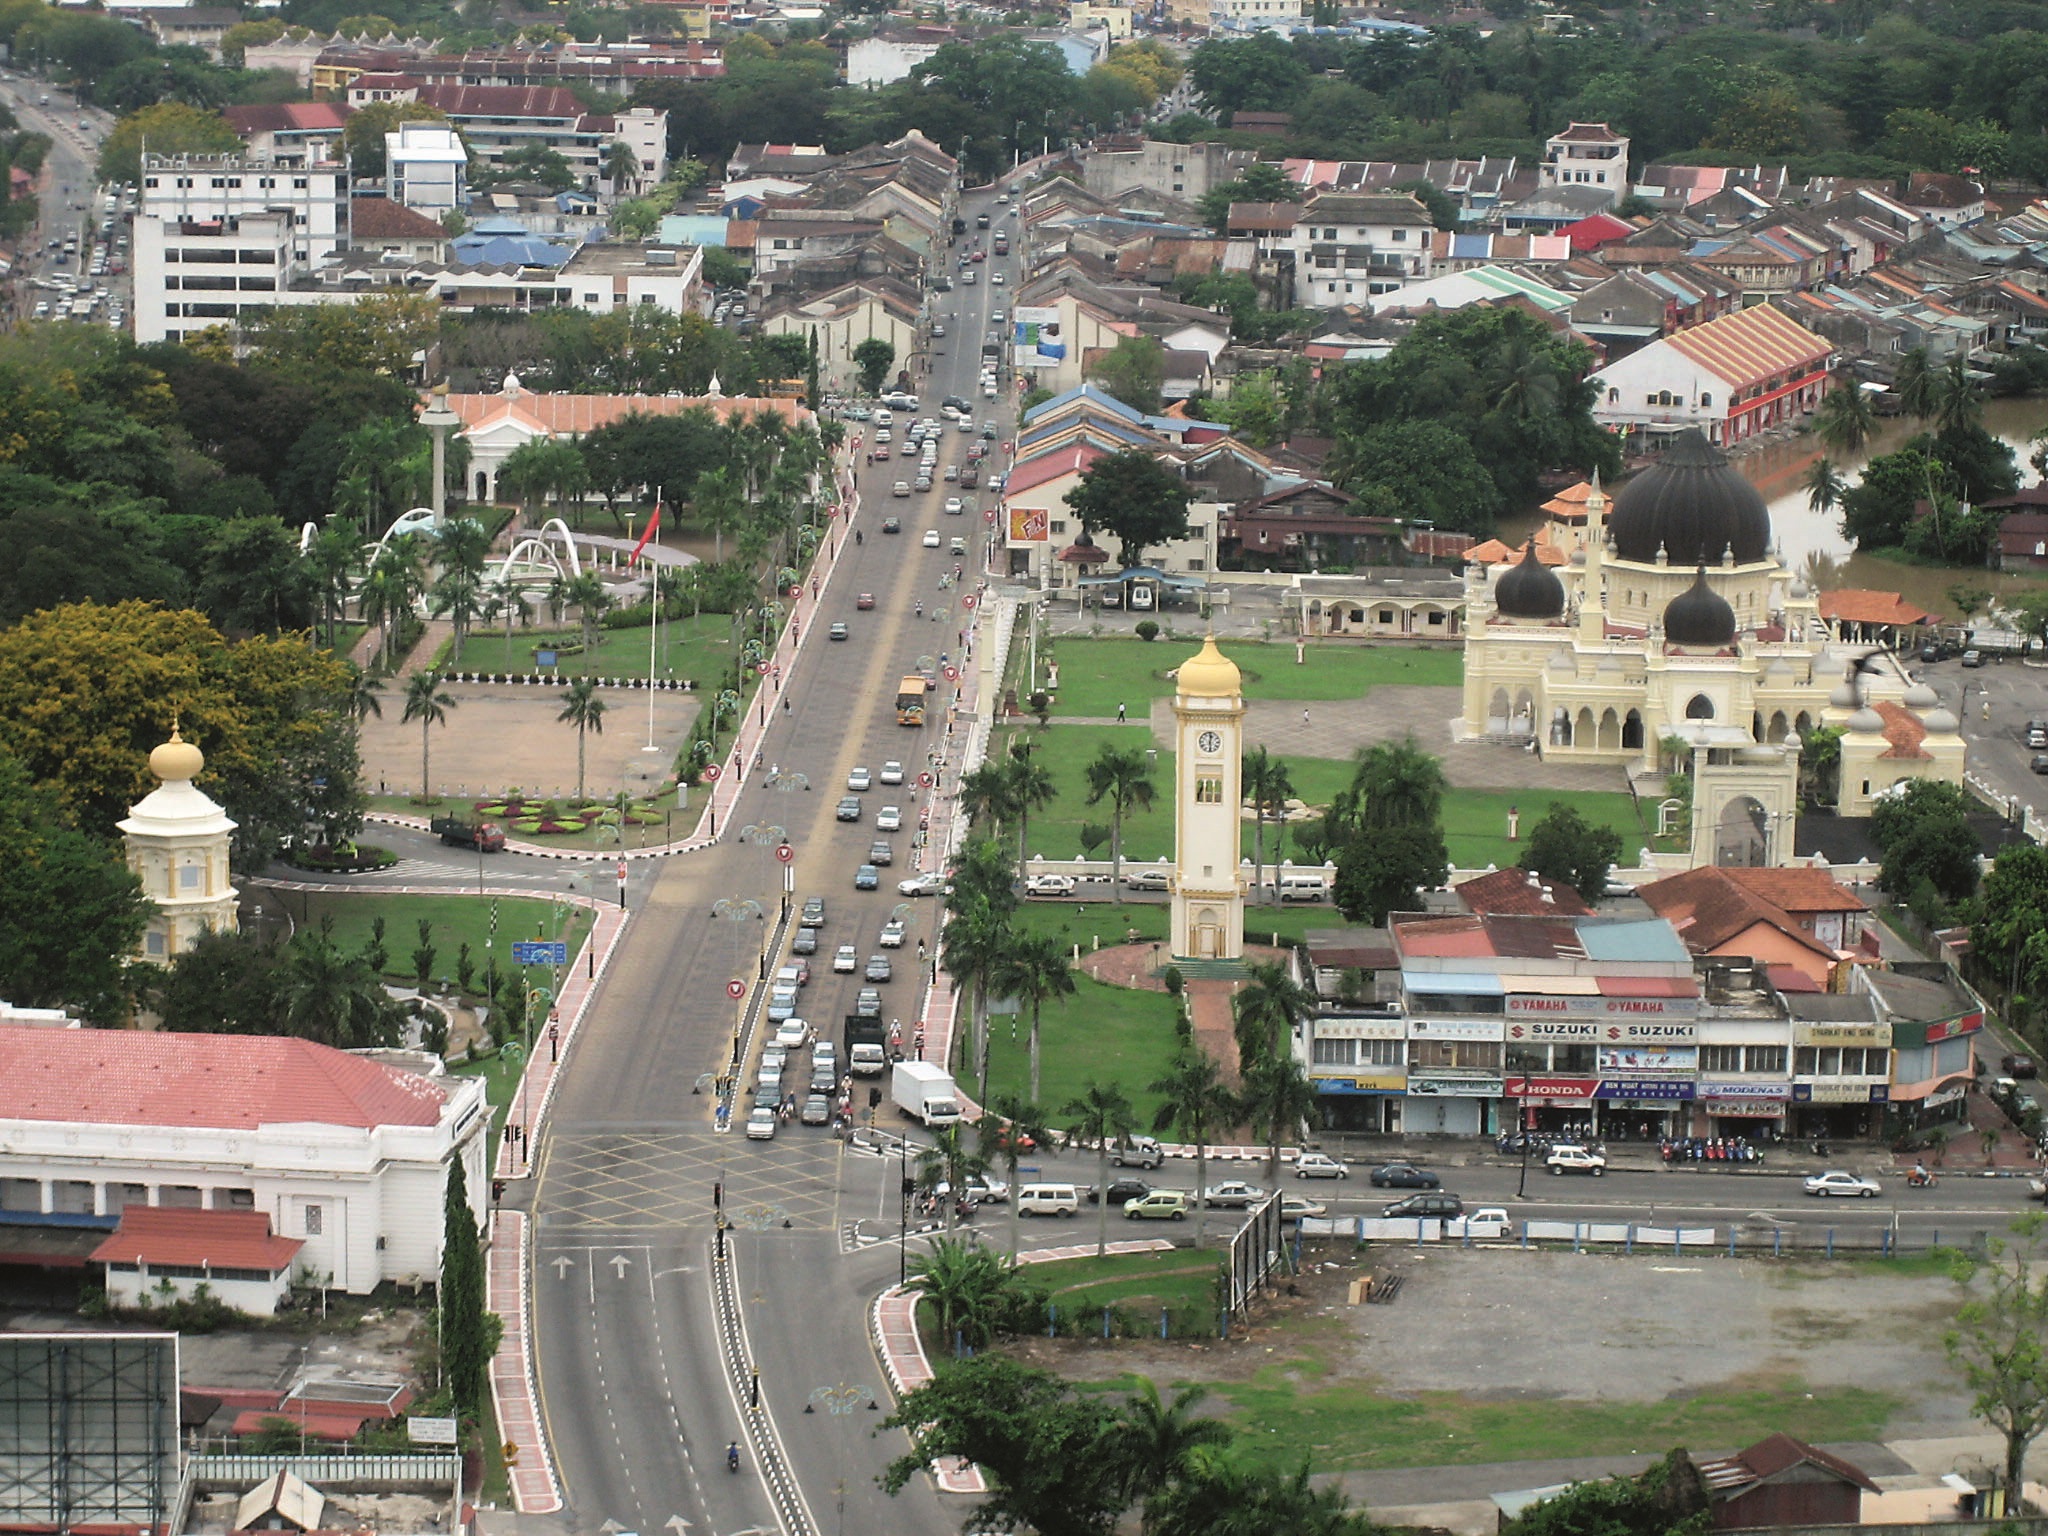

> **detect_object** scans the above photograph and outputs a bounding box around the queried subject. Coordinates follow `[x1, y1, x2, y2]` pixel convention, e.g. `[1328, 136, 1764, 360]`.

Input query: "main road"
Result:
[526, 185, 1021, 1536]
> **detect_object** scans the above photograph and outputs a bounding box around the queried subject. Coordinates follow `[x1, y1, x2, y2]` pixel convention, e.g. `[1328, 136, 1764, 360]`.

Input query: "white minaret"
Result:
[1170, 635, 1246, 961]
[119, 728, 238, 964]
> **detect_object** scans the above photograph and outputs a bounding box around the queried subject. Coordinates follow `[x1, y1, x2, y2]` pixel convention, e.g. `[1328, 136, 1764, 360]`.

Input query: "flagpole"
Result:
[644, 487, 662, 753]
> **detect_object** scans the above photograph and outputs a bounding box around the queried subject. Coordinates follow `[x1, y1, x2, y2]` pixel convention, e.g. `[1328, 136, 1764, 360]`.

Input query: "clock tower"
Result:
[1170, 635, 1245, 961]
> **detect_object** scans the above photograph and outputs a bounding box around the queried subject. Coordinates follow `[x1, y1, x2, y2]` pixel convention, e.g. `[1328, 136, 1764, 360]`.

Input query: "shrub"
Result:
[1161, 964, 1184, 996]
[1135, 620, 1159, 641]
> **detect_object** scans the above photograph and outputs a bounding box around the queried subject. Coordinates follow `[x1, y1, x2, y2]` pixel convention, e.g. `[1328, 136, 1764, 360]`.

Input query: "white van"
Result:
[1016, 1183, 1080, 1217]
[1277, 873, 1329, 903]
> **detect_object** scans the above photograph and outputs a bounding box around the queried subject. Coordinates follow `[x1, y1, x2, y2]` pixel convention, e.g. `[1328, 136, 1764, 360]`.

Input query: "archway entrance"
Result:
[1715, 794, 1770, 867]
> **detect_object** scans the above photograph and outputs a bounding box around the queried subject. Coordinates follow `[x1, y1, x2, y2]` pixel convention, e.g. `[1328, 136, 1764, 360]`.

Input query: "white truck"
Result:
[892, 1060, 962, 1127]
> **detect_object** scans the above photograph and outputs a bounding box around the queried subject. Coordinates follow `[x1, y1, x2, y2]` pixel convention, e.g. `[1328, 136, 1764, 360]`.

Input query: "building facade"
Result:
[119, 731, 237, 964]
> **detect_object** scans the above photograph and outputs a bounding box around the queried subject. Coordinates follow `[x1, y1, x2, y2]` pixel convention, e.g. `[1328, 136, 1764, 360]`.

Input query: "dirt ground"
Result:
[359, 684, 701, 803]
[1013, 1246, 1974, 1436]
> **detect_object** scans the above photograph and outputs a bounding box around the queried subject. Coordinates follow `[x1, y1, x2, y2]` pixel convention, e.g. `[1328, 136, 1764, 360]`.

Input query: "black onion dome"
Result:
[1663, 566, 1737, 648]
[1494, 540, 1565, 619]
[1608, 428, 1770, 566]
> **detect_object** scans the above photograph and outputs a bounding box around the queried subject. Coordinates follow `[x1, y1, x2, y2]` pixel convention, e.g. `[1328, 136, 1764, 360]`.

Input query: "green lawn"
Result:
[447, 612, 743, 688]
[1000, 726, 1663, 869]
[1041, 639, 1461, 720]
[1026, 1251, 1218, 1313]
[978, 971, 1182, 1126]
[1002, 900, 1343, 955]
[298, 892, 594, 997]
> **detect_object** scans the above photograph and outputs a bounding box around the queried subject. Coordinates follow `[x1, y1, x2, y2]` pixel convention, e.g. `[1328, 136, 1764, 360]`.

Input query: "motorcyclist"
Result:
[727, 1441, 741, 1473]
[915, 601, 924, 617]
[1911, 1162, 1932, 1186]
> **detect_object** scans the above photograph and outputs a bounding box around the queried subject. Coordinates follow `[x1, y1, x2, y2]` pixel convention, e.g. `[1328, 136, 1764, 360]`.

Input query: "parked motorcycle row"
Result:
[1659, 1136, 1765, 1164]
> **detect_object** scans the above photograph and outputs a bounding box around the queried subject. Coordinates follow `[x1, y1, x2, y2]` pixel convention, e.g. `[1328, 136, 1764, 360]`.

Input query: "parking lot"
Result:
[1920, 652, 2048, 821]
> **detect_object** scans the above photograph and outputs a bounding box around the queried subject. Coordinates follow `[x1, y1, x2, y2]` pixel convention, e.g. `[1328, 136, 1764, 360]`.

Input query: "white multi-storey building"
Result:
[1282, 191, 1435, 304]
[132, 209, 296, 345]
[1540, 122, 1630, 210]
[139, 152, 345, 264]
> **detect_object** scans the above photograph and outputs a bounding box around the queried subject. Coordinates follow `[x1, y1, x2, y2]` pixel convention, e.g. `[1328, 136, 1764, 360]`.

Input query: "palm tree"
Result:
[1812, 377, 1877, 455]
[1004, 742, 1058, 866]
[1084, 741, 1157, 889]
[691, 466, 747, 564]
[1242, 746, 1293, 903]
[604, 137, 642, 193]
[431, 517, 493, 664]
[979, 1093, 1056, 1260]
[942, 902, 1013, 1096]
[558, 571, 612, 670]
[906, 1235, 1016, 1347]
[914, 1123, 991, 1233]
[400, 671, 455, 801]
[278, 920, 400, 1049]
[1804, 455, 1847, 519]
[1930, 353, 1983, 437]
[1895, 345, 1937, 421]
[557, 676, 608, 805]
[1148, 1048, 1233, 1244]
[341, 662, 383, 727]
[991, 933, 1075, 1103]
[1231, 959, 1316, 1068]
[304, 518, 361, 649]
[358, 545, 421, 669]
[1240, 1051, 1318, 1182]
[1332, 735, 1446, 841]
[1064, 1082, 1137, 1258]
[958, 761, 1016, 839]
[1116, 1379, 1234, 1511]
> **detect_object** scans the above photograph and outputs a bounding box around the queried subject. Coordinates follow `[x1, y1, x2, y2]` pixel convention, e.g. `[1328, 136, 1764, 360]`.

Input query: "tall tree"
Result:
[1812, 378, 1877, 455]
[1948, 1215, 2048, 1507]
[1065, 451, 1193, 569]
[1116, 1380, 1234, 1511]
[440, 1156, 490, 1415]
[1519, 802, 1626, 902]
[1004, 741, 1058, 865]
[991, 933, 1075, 1104]
[1085, 741, 1158, 889]
[1148, 1048, 1234, 1245]
[852, 337, 896, 396]
[979, 1093, 1057, 1260]
[430, 517, 493, 665]
[1064, 1081, 1137, 1258]
[1087, 336, 1169, 415]
[1231, 959, 1317, 1068]
[557, 676, 608, 805]
[1242, 746, 1293, 902]
[1240, 1051, 1318, 1182]
[400, 671, 456, 802]
[1329, 735, 1447, 842]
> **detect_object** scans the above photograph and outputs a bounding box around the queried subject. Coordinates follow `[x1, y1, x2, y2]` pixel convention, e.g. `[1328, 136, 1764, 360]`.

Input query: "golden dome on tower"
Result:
[1176, 635, 1241, 697]
[149, 727, 205, 784]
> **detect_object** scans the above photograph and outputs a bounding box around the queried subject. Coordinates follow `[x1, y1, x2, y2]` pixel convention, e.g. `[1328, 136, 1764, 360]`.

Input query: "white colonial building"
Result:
[0, 1026, 489, 1295]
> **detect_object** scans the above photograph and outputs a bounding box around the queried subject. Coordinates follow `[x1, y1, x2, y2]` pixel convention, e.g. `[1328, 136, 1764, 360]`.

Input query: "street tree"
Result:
[1240, 1050, 1318, 1181]
[979, 1093, 1058, 1259]
[1329, 735, 1447, 840]
[1063, 1081, 1137, 1258]
[400, 671, 456, 802]
[1872, 778, 1980, 907]
[1947, 1215, 2048, 1507]
[1066, 451, 1192, 568]
[907, 1236, 1026, 1349]
[1084, 740, 1158, 888]
[1231, 958, 1316, 1066]
[1333, 824, 1448, 926]
[991, 933, 1075, 1103]
[98, 101, 238, 183]
[914, 1122, 992, 1233]
[1086, 335, 1169, 415]
[1148, 1048, 1234, 1244]
[557, 676, 608, 805]
[1519, 802, 1626, 902]
[852, 337, 896, 396]
[1243, 746, 1294, 901]
[1004, 740, 1058, 865]
[440, 1156, 494, 1417]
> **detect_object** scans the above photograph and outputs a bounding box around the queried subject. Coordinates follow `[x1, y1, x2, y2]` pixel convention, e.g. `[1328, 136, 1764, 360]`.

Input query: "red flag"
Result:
[629, 501, 662, 565]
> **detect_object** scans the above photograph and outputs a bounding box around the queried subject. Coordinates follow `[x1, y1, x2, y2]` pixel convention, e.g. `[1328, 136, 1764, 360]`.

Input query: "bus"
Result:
[895, 676, 928, 727]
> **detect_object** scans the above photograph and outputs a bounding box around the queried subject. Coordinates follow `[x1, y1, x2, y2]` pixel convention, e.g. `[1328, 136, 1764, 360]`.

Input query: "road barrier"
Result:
[1299, 1214, 2001, 1258]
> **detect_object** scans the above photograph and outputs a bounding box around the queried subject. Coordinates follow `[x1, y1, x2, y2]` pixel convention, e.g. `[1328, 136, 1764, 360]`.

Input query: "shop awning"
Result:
[1885, 1070, 1973, 1103]
[1498, 974, 1600, 995]
[1404, 973, 1504, 996]
[1596, 976, 1697, 998]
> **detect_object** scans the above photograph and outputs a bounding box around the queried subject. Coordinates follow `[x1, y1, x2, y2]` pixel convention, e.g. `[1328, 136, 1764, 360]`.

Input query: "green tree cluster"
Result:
[1871, 778, 1980, 912]
[1327, 737, 1450, 925]
[150, 919, 411, 1047]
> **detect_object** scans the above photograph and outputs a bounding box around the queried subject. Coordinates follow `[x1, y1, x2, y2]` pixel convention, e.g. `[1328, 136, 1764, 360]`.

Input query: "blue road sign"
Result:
[512, 941, 569, 965]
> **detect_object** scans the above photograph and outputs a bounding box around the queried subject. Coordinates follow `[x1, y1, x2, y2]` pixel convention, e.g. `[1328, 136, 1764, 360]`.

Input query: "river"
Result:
[1500, 396, 2048, 614]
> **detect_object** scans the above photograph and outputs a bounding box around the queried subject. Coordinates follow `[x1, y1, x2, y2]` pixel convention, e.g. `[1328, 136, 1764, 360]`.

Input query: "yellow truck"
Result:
[895, 676, 928, 727]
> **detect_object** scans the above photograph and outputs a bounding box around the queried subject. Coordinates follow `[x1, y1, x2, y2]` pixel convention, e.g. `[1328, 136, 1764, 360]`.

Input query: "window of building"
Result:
[1699, 1044, 1742, 1073]
[160, 1185, 203, 1208]
[1360, 1039, 1403, 1066]
[180, 863, 202, 889]
[1195, 777, 1223, 803]
[146, 932, 166, 955]
[1313, 1037, 1356, 1066]
[304, 1204, 322, 1235]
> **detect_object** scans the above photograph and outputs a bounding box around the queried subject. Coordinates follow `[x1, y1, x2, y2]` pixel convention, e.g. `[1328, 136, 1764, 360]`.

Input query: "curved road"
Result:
[525, 186, 1020, 1536]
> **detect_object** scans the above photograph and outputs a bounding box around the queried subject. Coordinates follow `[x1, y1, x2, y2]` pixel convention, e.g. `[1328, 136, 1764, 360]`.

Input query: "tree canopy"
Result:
[1065, 451, 1192, 567]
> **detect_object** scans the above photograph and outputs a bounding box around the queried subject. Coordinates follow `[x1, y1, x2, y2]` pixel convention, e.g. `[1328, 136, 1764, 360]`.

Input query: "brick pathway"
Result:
[486, 1211, 562, 1513]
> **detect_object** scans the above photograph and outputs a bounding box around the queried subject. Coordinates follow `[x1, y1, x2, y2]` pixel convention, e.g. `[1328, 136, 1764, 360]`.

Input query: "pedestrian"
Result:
[1116, 701, 1126, 722]
[783, 696, 791, 712]
[1302, 708, 1311, 728]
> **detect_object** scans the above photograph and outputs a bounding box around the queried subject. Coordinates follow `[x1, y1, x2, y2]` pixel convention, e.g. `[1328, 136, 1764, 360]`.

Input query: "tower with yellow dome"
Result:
[1170, 636, 1246, 961]
[118, 729, 239, 963]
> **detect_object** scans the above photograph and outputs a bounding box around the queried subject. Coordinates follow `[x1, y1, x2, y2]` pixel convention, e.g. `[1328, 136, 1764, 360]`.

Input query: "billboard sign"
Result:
[1008, 506, 1049, 543]
[1012, 306, 1065, 370]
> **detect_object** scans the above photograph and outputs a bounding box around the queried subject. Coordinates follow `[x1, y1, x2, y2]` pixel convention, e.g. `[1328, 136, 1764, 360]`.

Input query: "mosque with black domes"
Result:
[1459, 429, 1966, 868]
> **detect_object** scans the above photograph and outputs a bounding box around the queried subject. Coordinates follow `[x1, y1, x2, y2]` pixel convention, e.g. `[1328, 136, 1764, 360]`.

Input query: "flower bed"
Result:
[291, 843, 399, 872]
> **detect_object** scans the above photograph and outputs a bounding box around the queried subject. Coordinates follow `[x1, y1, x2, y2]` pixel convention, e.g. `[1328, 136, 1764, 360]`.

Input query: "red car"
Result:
[856, 592, 876, 610]
[970, 249, 986, 263]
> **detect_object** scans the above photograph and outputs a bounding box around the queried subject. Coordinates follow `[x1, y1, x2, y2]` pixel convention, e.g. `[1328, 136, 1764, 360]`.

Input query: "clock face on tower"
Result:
[1196, 730, 1222, 754]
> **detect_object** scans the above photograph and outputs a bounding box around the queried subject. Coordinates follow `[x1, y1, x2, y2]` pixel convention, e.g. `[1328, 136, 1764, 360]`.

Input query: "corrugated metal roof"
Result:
[1577, 919, 1693, 963]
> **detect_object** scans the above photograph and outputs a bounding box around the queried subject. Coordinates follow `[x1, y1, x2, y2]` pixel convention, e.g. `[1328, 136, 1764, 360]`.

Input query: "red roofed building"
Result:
[0, 1025, 487, 1295]
[1817, 588, 1937, 644]
[1636, 865, 1845, 989]
[1589, 302, 1832, 445]
[1694, 1433, 1878, 1528]
[93, 1207, 303, 1314]
[1454, 867, 1594, 918]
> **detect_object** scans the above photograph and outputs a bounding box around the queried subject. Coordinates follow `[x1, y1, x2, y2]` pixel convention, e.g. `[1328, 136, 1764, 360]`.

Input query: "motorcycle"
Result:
[727, 1442, 741, 1474]
[1906, 1167, 1937, 1188]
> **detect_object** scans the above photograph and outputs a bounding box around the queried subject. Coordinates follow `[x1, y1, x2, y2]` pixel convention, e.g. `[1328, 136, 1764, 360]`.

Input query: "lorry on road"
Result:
[892, 1060, 962, 1126]
[430, 815, 506, 852]
[895, 676, 928, 727]
[845, 1015, 889, 1077]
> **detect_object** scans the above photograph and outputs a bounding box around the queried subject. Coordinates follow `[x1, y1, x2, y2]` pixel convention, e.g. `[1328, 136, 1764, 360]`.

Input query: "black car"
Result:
[855, 864, 880, 890]
[836, 796, 863, 822]
[882, 517, 901, 534]
[1085, 1178, 1153, 1207]
[2033, 755, 2048, 775]
[1368, 1163, 1440, 1189]
[1383, 1193, 1463, 1219]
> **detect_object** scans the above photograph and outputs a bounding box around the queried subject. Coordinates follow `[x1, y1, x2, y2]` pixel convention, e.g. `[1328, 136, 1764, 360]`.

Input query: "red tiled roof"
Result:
[1720, 867, 1867, 915]
[222, 103, 352, 136]
[349, 198, 447, 240]
[0, 1026, 449, 1130]
[415, 83, 585, 120]
[1818, 588, 1936, 626]
[437, 392, 811, 438]
[1455, 867, 1593, 918]
[1635, 869, 1838, 961]
[1467, 537, 1564, 566]
[1552, 121, 1623, 143]
[229, 1409, 366, 1441]
[91, 1208, 303, 1273]
[1005, 444, 1106, 496]
[1871, 699, 1932, 760]
[1663, 304, 1830, 392]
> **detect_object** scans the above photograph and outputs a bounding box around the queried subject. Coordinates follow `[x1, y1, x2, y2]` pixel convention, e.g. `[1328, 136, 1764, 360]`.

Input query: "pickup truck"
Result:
[431, 816, 505, 852]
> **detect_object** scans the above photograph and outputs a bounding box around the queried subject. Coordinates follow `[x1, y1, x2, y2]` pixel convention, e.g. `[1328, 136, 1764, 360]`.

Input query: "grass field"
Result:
[996, 726, 1662, 869]
[299, 891, 594, 995]
[1081, 1362, 1897, 1474]
[444, 611, 744, 687]
[977, 971, 1182, 1126]
[1026, 1251, 1218, 1314]
[1002, 900, 1338, 955]
[1041, 639, 1461, 720]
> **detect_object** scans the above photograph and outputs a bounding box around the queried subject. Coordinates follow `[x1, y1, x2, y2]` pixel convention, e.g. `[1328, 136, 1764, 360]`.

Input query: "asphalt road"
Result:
[525, 186, 1019, 1536]
[0, 72, 125, 322]
[1923, 652, 2048, 820]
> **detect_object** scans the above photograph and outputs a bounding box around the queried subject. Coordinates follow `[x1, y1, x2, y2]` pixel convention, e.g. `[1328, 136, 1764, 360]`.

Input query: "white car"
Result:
[899, 872, 949, 896]
[1804, 1170, 1881, 1198]
[880, 761, 905, 785]
[983, 383, 998, 399]
[1024, 873, 1077, 897]
[1544, 1145, 1609, 1176]
[746, 1107, 779, 1140]
[774, 1017, 814, 1049]
[944, 497, 965, 515]
[876, 805, 903, 832]
[847, 766, 872, 791]
[832, 943, 858, 973]
[991, 271, 1006, 285]
[1293, 1153, 1348, 1180]
[1202, 1181, 1267, 1209]
[923, 529, 941, 548]
[879, 916, 907, 948]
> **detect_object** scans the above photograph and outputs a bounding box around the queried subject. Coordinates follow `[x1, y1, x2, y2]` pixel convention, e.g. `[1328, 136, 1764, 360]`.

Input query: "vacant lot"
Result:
[1023, 1245, 1972, 1472]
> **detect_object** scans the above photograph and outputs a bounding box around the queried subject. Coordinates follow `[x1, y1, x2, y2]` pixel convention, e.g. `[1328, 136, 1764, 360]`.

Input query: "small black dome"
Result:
[1663, 567, 1737, 648]
[1494, 540, 1565, 619]
[1609, 429, 1770, 566]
